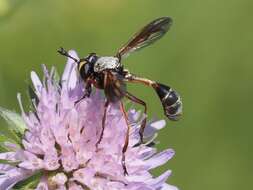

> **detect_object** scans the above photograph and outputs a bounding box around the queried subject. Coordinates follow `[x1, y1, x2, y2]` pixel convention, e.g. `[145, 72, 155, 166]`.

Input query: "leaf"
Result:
[0, 134, 20, 152]
[0, 128, 21, 148]
[0, 107, 27, 145]
[0, 107, 27, 134]
[0, 159, 20, 166]
[12, 171, 42, 190]
[0, 144, 9, 152]
[0, 133, 19, 144]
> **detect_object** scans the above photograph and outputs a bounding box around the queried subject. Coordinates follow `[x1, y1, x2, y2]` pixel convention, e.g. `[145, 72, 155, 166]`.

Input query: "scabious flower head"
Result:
[0, 50, 178, 190]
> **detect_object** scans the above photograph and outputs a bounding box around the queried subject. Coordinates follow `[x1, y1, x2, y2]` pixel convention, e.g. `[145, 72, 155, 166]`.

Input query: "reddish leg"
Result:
[120, 101, 130, 176]
[96, 100, 109, 148]
[125, 92, 147, 144]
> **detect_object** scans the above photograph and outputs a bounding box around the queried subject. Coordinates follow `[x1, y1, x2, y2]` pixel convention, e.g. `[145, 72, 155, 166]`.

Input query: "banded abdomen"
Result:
[153, 83, 182, 121]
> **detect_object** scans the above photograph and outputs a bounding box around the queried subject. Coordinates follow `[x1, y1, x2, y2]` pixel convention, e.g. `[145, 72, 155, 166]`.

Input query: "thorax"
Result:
[93, 56, 121, 73]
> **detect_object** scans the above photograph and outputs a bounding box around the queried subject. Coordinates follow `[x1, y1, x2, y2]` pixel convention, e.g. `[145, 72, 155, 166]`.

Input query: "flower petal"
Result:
[19, 151, 43, 170]
[61, 145, 78, 172]
[73, 167, 96, 187]
[146, 170, 171, 188]
[61, 50, 79, 91]
[0, 164, 14, 173]
[31, 71, 43, 97]
[159, 183, 179, 190]
[68, 182, 83, 190]
[0, 152, 16, 160]
[143, 119, 166, 138]
[0, 168, 31, 190]
[145, 149, 175, 169]
[51, 173, 67, 186]
[36, 176, 49, 190]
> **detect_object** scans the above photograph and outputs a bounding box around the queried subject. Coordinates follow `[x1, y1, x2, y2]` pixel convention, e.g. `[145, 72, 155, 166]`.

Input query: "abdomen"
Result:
[154, 83, 182, 121]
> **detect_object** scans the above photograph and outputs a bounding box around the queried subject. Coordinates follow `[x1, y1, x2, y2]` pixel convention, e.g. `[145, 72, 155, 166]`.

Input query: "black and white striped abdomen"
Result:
[154, 83, 182, 121]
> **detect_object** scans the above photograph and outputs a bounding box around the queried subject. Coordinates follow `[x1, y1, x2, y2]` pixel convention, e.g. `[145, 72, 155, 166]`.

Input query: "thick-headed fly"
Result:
[58, 17, 182, 175]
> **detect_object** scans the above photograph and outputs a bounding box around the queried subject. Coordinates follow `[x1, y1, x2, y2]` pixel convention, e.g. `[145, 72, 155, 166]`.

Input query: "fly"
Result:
[58, 16, 182, 175]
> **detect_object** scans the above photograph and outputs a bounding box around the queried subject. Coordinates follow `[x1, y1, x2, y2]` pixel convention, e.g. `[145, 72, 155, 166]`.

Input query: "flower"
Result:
[0, 50, 178, 190]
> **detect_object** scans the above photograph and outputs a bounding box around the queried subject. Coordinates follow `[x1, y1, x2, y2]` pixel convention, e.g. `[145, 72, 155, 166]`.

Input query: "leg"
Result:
[96, 72, 110, 147]
[120, 101, 130, 176]
[96, 100, 109, 148]
[75, 82, 92, 104]
[124, 73, 156, 88]
[125, 92, 147, 144]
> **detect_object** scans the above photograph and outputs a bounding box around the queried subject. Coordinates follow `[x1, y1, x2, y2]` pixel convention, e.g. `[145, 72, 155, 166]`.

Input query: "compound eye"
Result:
[88, 54, 97, 64]
[84, 63, 90, 74]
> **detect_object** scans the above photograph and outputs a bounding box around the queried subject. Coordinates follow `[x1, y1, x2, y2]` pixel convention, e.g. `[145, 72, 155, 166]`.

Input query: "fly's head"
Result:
[78, 53, 98, 81]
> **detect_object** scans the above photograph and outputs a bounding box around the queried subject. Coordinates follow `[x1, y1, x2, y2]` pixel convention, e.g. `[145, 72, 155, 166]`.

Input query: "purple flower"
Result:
[0, 50, 178, 190]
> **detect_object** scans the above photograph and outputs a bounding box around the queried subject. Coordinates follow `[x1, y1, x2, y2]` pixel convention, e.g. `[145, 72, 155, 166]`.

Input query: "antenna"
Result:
[57, 47, 79, 63]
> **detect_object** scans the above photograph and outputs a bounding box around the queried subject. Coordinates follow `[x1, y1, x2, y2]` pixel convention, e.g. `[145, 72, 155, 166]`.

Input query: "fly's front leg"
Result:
[96, 100, 109, 148]
[96, 71, 111, 147]
[83, 82, 92, 98]
[75, 80, 92, 104]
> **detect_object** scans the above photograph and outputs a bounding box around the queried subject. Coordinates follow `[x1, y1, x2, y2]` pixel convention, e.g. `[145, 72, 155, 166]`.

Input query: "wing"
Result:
[103, 71, 126, 103]
[116, 17, 173, 60]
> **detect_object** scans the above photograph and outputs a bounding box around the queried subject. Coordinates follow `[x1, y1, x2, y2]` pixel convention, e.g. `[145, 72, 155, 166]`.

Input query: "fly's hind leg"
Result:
[125, 92, 147, 144]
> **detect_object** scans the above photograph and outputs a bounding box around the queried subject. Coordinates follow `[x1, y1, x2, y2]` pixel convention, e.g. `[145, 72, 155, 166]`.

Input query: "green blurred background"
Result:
[0, 0, 252, 189]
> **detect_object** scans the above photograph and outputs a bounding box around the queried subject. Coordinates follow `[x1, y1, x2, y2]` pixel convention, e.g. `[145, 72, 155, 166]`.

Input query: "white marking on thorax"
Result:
[94, 57, 120, 72]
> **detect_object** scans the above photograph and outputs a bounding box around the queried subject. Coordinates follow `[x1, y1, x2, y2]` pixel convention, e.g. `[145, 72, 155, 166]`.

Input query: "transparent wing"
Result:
[116, 17, 172, 60]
